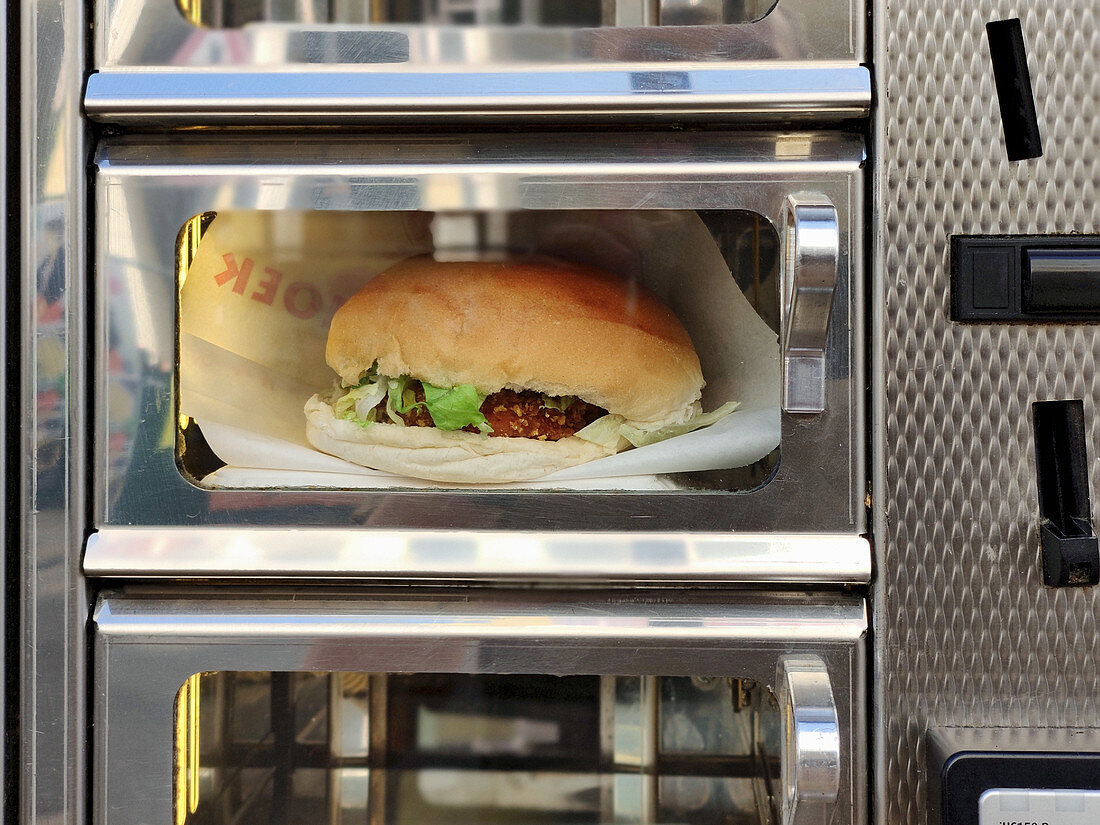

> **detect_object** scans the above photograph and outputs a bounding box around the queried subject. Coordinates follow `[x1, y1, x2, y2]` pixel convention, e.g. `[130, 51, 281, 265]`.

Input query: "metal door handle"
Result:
[776, 655, 841, 825]
[781, 194, 839, 414]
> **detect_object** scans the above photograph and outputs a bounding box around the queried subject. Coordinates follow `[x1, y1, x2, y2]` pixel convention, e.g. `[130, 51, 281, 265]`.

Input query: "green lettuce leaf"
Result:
[541, 395, 576, 412]
[386, 375, 415, 424]
[620, 401, 741, 447]
[421, 382, 492, 433]
[574, 401, 741, 449]
[333, 374, 387, 426]
[573, 414, 627, 449]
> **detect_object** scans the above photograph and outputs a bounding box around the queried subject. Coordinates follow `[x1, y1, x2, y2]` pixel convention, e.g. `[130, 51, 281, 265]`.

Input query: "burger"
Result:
[304, 255, 737, 483]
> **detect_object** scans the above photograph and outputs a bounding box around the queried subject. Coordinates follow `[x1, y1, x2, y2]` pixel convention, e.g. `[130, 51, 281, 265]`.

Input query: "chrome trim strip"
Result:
[21, 0, 88, 820]
[93, 591, 869, 642]
[84, 528, 872, 583]
[84, 65, 872, 124]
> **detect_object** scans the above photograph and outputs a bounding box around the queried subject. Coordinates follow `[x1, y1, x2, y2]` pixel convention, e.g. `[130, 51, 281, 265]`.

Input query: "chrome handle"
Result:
[781, 194, 839, 414]
[776, 655, 841, 825]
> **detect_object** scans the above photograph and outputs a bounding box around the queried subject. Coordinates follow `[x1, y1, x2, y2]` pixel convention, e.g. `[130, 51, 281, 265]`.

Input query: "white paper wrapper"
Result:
[179, 210, 780, 489]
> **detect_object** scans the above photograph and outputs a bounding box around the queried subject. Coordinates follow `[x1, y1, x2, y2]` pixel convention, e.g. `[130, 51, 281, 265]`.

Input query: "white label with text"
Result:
[979, 788, 1100, 825]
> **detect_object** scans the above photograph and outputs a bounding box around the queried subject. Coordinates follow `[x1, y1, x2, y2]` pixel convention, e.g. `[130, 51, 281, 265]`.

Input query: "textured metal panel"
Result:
[874, 2, 1100, 825]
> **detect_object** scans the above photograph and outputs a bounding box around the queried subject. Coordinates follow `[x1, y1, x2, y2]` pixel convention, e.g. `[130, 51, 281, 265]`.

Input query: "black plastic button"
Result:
[1024, 249, 1100, 312]
[952, 235, 1100, 322]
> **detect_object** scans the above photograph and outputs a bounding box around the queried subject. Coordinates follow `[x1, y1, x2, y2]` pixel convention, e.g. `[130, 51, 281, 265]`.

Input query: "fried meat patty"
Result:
[373, 384, 606, 440]
[472, 389, 607, 440]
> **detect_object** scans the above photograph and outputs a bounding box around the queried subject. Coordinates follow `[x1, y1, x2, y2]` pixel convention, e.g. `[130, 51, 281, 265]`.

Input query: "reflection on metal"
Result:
[93, 592, 866, 825]
[781, 194, 839, 414]
[188, 0, 612, 27]
[610, 0, 658, 27]
[659, 0, 729, 26]
[21, 0, 89, 824]
[177, 213, 213, 290]
[179, 0, 781, 27]
[367, 674, 387, 825]
[175, 674, 202, 825]
[84, 67, 872, 125]
[92, 132, 865, 539]
[85, 528, 871, 583]
[610, 676, 659, 823]
[178, 0, 203, 25]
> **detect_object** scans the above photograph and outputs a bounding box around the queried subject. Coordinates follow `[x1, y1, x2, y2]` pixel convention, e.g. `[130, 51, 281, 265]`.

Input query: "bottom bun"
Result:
[305, 395, 616, 483]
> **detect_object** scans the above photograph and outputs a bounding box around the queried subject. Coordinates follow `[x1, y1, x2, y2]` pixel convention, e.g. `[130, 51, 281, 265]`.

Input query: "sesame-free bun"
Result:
[325, 256, 704, 427]
[304, 395, 616, 483]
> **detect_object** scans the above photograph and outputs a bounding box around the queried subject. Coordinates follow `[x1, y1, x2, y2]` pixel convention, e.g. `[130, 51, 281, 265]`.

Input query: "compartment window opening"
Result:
[171, 209, 781, 494]
[176, 0, 779, 30]
[174, 672, 784, 825]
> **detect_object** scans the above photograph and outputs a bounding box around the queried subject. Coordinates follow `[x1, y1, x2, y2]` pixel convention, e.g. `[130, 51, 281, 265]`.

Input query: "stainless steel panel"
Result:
[873, 0, 1100, 823]
[20, 0, 88, 824]
[84, 528, 871, 582]
[84, 65, 872, 125]
[93, 132, 866, 548]
[93, 590, 867, 825]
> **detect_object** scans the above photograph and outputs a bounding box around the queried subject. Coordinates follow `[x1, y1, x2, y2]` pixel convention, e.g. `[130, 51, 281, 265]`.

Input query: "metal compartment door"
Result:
[88, 131, 867, 583]
[92, 590, 867, 825]
[86, 0, 869, 124]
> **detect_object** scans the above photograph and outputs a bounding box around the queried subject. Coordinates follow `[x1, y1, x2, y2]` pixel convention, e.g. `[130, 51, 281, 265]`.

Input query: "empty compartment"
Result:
[174, 671, 781, 825]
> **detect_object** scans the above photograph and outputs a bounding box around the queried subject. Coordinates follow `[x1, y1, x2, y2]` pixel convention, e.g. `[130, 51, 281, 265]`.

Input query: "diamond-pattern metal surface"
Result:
[875, 1, 1100, 824]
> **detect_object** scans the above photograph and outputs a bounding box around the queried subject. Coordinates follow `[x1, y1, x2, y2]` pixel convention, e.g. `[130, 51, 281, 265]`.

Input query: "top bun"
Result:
[326, 256, 704, 427]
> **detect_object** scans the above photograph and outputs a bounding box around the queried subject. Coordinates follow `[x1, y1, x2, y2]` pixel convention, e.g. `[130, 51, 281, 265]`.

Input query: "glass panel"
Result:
[178, 0, 778, 29]
[175, 209, 781, 492]
[175, 673, 781, 825]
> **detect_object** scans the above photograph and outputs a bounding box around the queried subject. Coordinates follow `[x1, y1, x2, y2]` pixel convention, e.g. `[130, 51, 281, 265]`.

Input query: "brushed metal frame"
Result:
[20, 0, 88, 822]
[88, 0, 867, 124]
[90, 131, 867, 581]
[92, 590, 867, 825]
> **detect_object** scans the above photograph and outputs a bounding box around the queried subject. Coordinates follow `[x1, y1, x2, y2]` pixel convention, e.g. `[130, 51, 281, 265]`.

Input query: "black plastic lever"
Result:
[986, 18, 1043, 161]
[1033, 400, 1100, 587]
